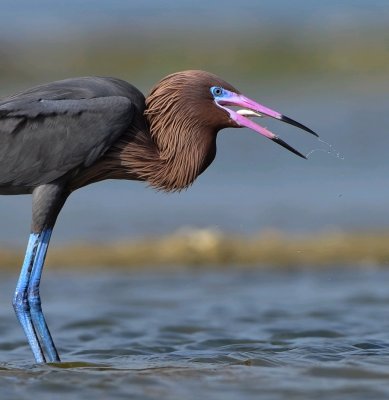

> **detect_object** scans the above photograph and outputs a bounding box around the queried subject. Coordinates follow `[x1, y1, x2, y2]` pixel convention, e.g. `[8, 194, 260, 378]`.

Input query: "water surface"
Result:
[1, 267, 389, 399]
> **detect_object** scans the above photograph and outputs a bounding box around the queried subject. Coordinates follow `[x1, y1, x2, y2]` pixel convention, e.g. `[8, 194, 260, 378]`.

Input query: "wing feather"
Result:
[0, 78, 137, 189]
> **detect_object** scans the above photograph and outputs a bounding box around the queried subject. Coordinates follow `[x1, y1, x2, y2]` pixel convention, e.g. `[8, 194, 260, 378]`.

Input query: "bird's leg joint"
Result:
[12, 289, 30, 312]
[27, 287, 42, 307]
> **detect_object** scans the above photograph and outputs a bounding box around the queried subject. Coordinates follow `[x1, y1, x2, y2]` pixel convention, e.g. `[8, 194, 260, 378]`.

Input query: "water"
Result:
[2, 0, 388, 39]
[1, 267, 389, 399]
[305, 137, 344, 160]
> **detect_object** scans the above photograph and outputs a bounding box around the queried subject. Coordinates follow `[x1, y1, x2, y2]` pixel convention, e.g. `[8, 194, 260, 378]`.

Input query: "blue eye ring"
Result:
[211, 86, 223, 97]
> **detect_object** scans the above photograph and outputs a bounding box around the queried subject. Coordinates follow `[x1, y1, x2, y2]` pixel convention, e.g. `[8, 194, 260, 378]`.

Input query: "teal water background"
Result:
[1, 267, 389, 399]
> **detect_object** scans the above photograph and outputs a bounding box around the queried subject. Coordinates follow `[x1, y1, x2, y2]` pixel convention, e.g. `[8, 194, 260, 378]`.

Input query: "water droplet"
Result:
[305, 137, 344, 160]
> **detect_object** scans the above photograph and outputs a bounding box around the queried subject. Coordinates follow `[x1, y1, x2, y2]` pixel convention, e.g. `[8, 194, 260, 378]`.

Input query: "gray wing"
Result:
[0, 79, 135, 189]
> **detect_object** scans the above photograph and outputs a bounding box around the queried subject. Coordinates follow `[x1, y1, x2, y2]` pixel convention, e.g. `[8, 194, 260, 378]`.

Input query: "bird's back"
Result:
[1, 76, 144, 105]
[0, 77, 146, 194]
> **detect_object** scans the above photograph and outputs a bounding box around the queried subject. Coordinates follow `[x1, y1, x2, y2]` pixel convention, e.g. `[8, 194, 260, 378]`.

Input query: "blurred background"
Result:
[2, 3, 389, 394]
[0, 0, 388, 252]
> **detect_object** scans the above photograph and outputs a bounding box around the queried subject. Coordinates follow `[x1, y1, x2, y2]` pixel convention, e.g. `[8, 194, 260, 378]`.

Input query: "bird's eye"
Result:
[211, 86, 223, 97]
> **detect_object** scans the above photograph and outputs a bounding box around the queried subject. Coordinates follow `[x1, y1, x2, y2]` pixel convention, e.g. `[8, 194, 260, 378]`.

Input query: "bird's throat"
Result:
[129, 127, 217, 192]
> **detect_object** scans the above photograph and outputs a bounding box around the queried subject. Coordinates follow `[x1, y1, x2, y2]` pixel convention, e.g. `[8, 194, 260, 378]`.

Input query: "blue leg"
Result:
[13, 232, 46, 363]
[13, 229, 60, 363]
[28, 228, 60, 362]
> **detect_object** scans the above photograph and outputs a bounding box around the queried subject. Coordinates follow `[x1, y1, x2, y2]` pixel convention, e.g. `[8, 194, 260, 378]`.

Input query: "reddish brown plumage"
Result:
[70, 70, 240, 192]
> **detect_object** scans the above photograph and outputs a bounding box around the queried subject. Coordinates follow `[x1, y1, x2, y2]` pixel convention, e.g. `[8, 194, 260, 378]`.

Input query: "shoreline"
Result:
[0, 229, 388, 270]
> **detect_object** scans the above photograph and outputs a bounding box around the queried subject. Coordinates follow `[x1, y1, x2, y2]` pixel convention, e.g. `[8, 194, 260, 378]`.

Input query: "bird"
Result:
[0, 70, 317, 363]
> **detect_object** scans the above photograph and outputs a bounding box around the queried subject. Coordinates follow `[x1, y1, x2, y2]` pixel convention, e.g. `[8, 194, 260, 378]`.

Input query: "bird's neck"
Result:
[119, 124, 217, 192]
[69, 124, 216, 192]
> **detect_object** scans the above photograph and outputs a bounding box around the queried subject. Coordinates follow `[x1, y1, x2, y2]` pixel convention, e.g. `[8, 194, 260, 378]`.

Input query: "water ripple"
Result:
[1, 268, 389, 399]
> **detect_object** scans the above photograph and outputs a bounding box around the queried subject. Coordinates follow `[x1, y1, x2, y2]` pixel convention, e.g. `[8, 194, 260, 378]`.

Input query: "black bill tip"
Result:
[280, 115, 318, 137]
[272, 137, 307, 159]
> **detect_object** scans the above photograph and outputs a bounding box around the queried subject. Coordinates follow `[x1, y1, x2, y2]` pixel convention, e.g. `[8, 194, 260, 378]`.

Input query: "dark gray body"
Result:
[0, 77, 146, 230]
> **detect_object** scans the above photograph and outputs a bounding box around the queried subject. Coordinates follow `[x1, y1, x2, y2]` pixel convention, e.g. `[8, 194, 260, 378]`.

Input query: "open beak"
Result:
[215, 91, 318, 159]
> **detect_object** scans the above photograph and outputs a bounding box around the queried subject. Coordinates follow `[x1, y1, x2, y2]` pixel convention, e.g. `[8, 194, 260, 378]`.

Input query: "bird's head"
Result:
[145, 70, 317, 159]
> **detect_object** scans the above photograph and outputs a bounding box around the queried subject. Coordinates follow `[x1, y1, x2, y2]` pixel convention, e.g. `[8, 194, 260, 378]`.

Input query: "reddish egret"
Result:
[0, 70, 317, 363]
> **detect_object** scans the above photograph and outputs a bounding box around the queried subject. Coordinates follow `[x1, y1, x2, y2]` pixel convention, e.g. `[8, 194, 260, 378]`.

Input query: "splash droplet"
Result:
[305, 138, 344, 160]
